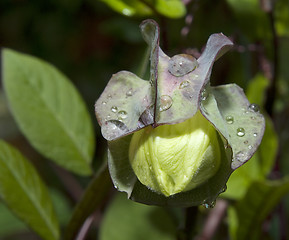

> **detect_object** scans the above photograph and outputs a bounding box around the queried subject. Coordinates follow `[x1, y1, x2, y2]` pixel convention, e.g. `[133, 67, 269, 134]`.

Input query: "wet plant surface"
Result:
[0, 1, 289, 240]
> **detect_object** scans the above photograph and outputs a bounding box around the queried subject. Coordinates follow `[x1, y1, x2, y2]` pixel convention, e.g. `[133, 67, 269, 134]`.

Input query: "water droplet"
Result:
[108, 94, 112, 99]
[118, 110, 127, 120]
[248, 103, 260, 112]
[234, 151, 249, 163]
[179, 80, 190, 89]
[201, 89, 208, 101]
[221, 185, 227, 193]
[168, 54, 198, 77]
[225, 115, 234, 124]
[224, 142, 230, 149]
[126, 90, 133, 97]
[102, 101, 107, 105]
[237, 127, 245, 137]
[105, 114, 111, 121]
[248, 145, 253, 150]
[253, 133, 258, 137]
[244, 140, 248, 144]
[159, 95, 173, 112]
[203, 200, 216, 209]
[251, 116, 256, 120]
[122, 8, 132, 16]
[102, 120, 129, 141]
[192, 74, 199, 79]
[219, 185, 227, 194]
[111, 106, 118, 113]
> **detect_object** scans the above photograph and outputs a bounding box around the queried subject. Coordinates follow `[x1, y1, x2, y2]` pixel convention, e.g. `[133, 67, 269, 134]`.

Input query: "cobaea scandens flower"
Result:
[94, 19, 265, 207]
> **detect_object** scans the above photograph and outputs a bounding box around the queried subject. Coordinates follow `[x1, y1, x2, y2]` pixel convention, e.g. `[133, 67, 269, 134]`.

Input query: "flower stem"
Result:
[178, 206, 199, 240]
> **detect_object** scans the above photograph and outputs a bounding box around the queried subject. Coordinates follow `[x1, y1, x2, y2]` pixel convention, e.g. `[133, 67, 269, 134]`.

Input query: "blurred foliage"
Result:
[0, 0, 289, 239]
[99, 192, 177, 240]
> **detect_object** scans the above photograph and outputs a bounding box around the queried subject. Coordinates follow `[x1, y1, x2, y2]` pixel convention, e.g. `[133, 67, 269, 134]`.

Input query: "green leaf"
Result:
[153, 0, 186, 18]
[100, 0, 186, 18]
[246, 74, 270, 106]
[275, 0, 289, 37]
[228, 178, 289, 240]
[2, 48, 95, 176]
[0, 90, 19, 139]
[99, 192, 177, 240]
[0, 189, 71, 237]
[0, 202, 28, 237]
[50, 189, 72, 225]
[200, 84, 265, 169]
[0, 140, 59, 240]
[100, 0, 152, 17]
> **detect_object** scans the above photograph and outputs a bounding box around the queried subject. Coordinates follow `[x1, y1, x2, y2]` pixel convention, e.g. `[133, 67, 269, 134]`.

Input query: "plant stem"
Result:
[64, 167, 111, 240]
[196, 200, 228, 240]
[178, 206, 199, 240]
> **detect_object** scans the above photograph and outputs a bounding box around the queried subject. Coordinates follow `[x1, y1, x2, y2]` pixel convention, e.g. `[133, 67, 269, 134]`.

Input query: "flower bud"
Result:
[129, 111, 221, 197]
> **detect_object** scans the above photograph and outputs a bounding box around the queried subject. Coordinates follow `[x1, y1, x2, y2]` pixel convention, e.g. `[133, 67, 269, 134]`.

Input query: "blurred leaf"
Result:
[0, 202, 28, 237]
[153, 0, 186, 18]
[64, 167, 111, 240]
[100, 0, 152, 17]
[99, 192, 177, 240]
[0, 188, 71, 237]
[100, 0, 185, 18]
[275, 0, 289, 37]
[2, 48, 95, 176]
[0, 140, 59, 240]
[228, 178, 289, 240]
[50, 189, 72, 225]
[246, 74, 269, 106]
[0, 90, 19, 139]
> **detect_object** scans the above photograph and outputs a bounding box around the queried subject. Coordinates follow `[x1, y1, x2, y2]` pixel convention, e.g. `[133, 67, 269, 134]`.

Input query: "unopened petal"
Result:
[129, 111, 221, 196]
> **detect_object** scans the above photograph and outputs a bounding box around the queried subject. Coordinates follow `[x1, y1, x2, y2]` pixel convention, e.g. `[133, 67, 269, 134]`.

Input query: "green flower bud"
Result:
[129, 111, 221, 197]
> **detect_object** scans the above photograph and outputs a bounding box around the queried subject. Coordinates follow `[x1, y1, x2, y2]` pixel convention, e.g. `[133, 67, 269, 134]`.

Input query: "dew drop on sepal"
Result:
[237, 127, 245, 137]
[159, 95, 173, 112]
[225, 115, 234, 124]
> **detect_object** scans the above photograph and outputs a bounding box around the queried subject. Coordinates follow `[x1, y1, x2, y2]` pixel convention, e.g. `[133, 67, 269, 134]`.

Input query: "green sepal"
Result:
[95, 19, 234, 140]
[108, 132, 232, 207]
[200, 84, 265, 169]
